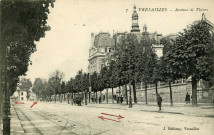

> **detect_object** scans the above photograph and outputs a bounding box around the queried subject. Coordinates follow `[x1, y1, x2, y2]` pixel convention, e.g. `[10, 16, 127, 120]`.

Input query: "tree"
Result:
[108, 60, 117, 103]
[66, 78, 75, 105]
[32, 78, 44, 101]
[82, 72, 89, 105]
[99, 66, 109, 103]
[135, 37, 157, 105]
[124, 34, 139, 104]
[61, 81, 66, 102]
[18, 78, 32, 100]
[48, 70, 64, 103]
[90, 72, 104, 103]
[159, 38, 178, 106]
[0, 1, 54, 133]
[166, 20, 214, 106]
[1, 0, 55, 96]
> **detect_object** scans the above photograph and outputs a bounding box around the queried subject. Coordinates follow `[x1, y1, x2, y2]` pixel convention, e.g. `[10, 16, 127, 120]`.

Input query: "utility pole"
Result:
[3, 46, 11, 135]
[0, 12, 3, 133]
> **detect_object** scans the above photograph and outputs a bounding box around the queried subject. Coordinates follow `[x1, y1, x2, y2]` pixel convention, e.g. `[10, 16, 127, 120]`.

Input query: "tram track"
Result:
[13, 104, 77, 135]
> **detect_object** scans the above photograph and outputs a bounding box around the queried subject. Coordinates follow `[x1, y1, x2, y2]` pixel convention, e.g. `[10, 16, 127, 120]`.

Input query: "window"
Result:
[21, 92, 23, 96]
[109, 48, 111, 52]
[21, 97, 24, 100]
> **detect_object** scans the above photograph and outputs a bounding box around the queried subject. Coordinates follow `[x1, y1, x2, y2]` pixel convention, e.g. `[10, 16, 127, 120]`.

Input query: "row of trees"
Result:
[0, 1, 55, 133]
[0, 0, 55, 97]
[32, 18, 214, 107]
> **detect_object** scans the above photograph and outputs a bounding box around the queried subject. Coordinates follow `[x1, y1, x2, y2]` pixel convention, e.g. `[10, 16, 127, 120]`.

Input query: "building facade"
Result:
[12, 90, 27, 101]
[88, 5, 164, 74]
[88, 32, 115, 74]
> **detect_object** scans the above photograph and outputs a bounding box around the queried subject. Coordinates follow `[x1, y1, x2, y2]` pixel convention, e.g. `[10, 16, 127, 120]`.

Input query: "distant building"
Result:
[202, 13, 214, 32]
[88, 5, 164, 74]
[152, 44, 164, 58]
[28, 91, 37, 101]
[12, 90, 27, 101]
[88, 32, 115, 74]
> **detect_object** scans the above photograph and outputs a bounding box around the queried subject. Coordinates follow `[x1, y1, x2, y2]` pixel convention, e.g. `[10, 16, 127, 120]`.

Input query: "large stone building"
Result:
[88, 5, 164, 74]
[88, 32, 115, 73]
[88, 6, 214, 103]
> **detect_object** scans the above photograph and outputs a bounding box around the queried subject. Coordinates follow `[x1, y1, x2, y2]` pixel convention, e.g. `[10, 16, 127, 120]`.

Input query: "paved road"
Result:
[12, 102, 214, 135]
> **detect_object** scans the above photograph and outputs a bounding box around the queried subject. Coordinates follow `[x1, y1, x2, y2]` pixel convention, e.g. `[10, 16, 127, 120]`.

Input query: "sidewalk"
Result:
[1, 104, 25, 135]
[10, 104, 25, 135]
[84, 102, 214, 118]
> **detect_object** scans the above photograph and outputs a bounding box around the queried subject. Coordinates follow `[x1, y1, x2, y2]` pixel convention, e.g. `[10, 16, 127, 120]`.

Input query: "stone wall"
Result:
[136, 83, 189, 103]
[90, 81, 212, 103]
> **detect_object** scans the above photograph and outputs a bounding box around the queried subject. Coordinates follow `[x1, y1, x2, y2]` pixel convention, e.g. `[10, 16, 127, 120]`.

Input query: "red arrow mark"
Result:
[14, 101, 24, 104]
[101, 113, 124, 119]
[98, 116, 121, 123]
[30, 101, 37, 108]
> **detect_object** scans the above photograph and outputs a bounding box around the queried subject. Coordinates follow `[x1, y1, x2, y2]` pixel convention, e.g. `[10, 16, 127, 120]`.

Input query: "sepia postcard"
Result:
[0, 0, 214, 135]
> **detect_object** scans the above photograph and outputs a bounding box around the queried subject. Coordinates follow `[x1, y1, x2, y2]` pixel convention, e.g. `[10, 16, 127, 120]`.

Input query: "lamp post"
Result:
[3, 46, 11, 135]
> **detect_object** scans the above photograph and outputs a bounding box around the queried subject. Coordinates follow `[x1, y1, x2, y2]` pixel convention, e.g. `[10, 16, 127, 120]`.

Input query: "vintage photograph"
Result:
[0, 0, 214, 135]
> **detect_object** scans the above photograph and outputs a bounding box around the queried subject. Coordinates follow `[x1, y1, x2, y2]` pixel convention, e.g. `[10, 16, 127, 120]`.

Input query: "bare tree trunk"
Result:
[169, 81, 173, 106]
[61, 94, 62, 102]
[129, 83, 132, 107]
[106, 88, 108, 104]
[96, 91, 98, 103]
[49, 94, 51, 102]
[58, 94, 60, 103]
[119, 86, 121, 103]
[45, 95, 47, 102]
[112, 87, 114, 104]
[133, 81, 137, 103]
[67, 93, 70, 104]
[85, 91, 87, 105]
[145, 82, 148, 105]
[155, 82, 158, 102]
[54, 93, 56, 103]
[192, 76, 197, 107]
[71, 92, 73, 105]
[125, 84, 128, 105]
[89, 92, 90, 103]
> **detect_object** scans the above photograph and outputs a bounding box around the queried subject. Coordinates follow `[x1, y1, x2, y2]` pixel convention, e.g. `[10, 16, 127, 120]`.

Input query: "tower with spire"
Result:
[131, 5, 140, 33]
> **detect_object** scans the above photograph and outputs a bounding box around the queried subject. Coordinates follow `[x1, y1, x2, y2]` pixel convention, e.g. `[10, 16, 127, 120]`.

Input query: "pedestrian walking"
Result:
[99, 96, 102, 104]
[117, 95, 119, 104]
[103, 95, 105, 102]
[157, 94, 162, 111]
[91, 97, 94, 103]
[120, 95, 123, 104]
[185, 92, 190, 104]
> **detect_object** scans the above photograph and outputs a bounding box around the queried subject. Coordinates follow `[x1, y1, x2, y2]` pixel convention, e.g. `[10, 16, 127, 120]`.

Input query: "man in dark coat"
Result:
[120, 95, 123, 104]
[157, 94, 162, 111]
[99, 96, 102, 104]
[185, 92, 190, 104]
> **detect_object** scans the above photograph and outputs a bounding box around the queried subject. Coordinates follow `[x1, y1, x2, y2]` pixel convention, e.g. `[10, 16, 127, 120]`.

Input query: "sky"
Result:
[25, 0, 214, 82]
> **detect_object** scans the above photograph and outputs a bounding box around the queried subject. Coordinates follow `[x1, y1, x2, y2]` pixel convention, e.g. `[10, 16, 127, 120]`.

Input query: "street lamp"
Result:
[125, 45, 132, 108]
[3, 45, 11, 135]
